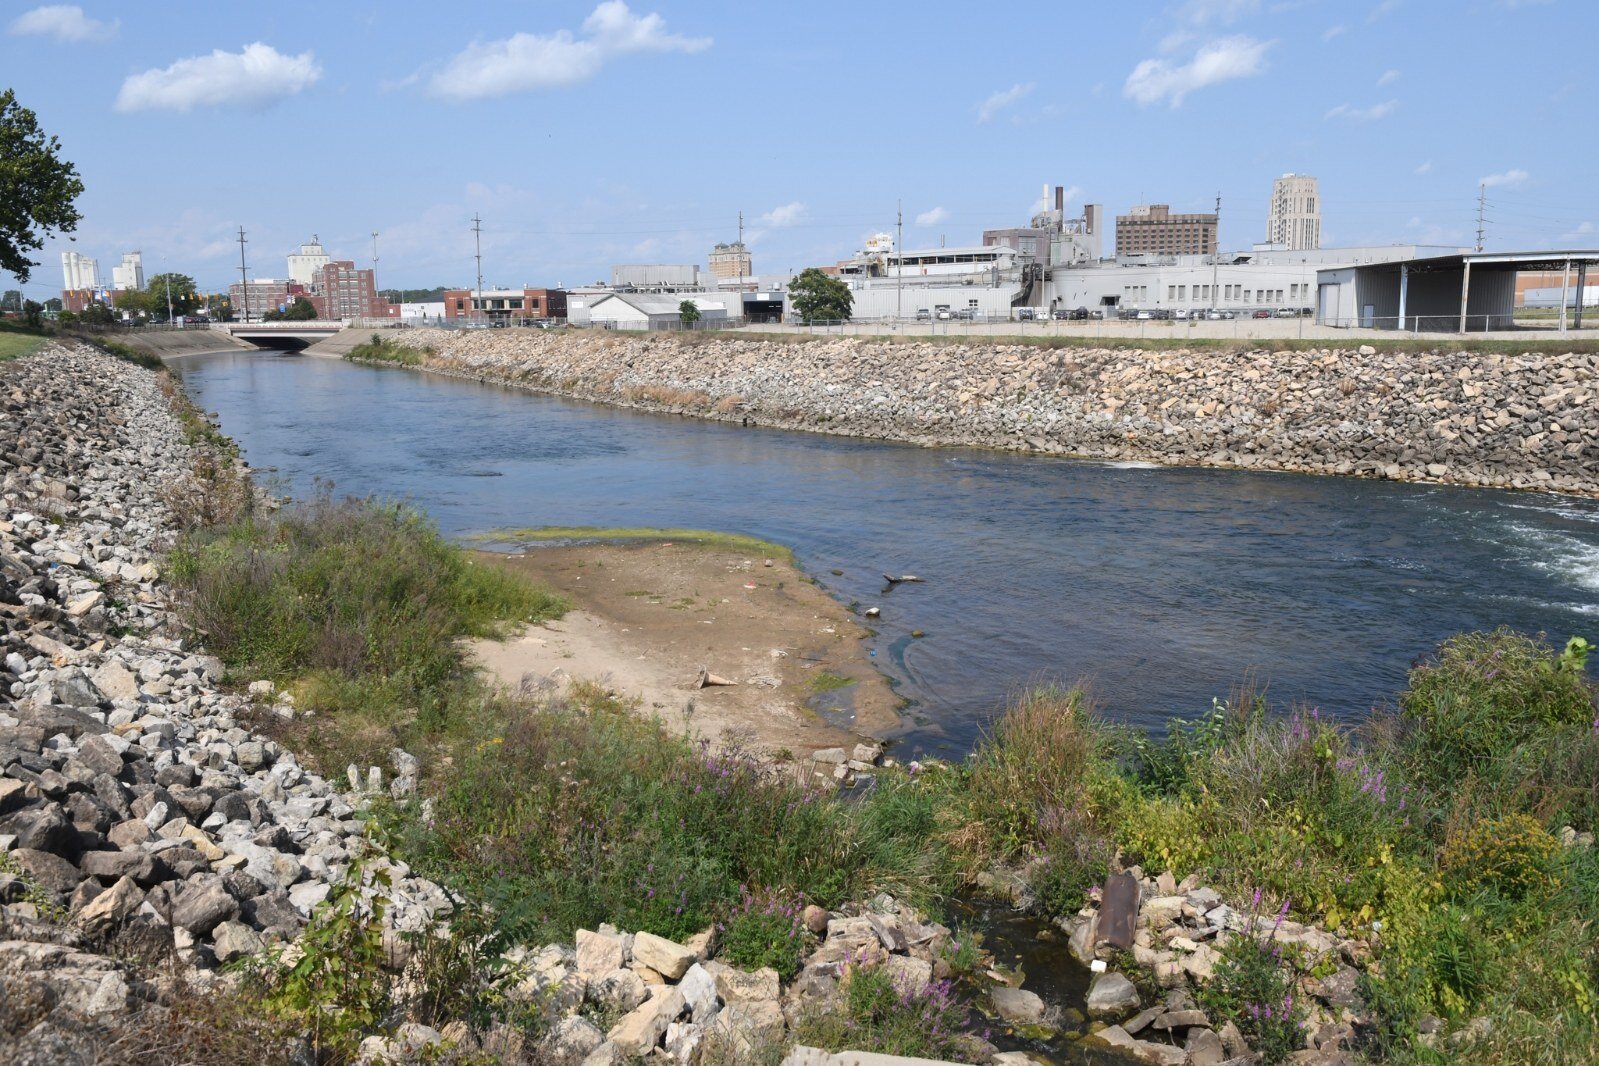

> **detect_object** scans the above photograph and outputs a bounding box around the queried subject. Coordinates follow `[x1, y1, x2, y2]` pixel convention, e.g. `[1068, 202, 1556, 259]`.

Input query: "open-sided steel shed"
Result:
[1316, 249, 1599, 332]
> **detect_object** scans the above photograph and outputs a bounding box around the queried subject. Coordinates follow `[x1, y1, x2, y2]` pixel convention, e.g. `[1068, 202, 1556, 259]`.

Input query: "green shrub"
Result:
[718, 887, 811, 980]
[1441, 813, 1562, 900]
[1393, 629, 1596, 796]
[1026, 804, 1112, 918]
[346, 335, 424, 365]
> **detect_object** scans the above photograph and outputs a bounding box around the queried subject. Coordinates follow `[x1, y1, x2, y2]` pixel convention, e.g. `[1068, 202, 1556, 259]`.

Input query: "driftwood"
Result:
[694, 666, 738, 689]
[881, 573, 925, 585]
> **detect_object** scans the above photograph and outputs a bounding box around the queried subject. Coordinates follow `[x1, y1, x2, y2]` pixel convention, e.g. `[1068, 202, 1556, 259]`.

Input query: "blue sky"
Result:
[3, 0, 1594, 298]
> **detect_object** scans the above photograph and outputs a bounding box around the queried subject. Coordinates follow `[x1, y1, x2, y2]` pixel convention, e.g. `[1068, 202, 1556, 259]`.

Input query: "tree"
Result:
[0, 90, 84, 283]
[787, 268, 852, 324]
[21, 299, 42, 327]
[78, 302, 116, 326]
[113, 287, 153, 317]
[1, 289, 20, 313]
[145, 273, 199, 319]
[42, 296, 60, 313]
[269, 296, 317, 321]
[678, 299, 701, 327]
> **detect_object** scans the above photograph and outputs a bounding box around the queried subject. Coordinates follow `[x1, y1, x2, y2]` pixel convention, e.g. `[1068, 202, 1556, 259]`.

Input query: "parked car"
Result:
[1089, 309, 1104, 319]
[1118, 308, 1138, 320]
[954, 309, 974, 320]
[1016, 307, 1036, 321]
[935, 305, 952, 320]
[1252, 309, 1271, 319]
[1204, 309, 1234, 320]
[1274, 307, 1297, 318]
[1051, 308, 1070, 320]
[915, 308, 931, 321]
[1069, 306, 1090, 320]
[1173, 309, 1191, 320]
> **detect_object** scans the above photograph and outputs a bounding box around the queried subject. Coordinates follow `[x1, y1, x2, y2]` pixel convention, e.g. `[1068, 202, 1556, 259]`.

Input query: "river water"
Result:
[173, 350, 1599, 758]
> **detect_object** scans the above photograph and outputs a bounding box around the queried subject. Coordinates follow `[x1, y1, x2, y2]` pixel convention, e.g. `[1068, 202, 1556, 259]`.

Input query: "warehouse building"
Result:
[1315, 249, 1599, 331]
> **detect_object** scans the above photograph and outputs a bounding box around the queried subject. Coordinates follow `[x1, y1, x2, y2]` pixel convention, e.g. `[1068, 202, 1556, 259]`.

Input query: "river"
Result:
[172, 350, 1599, 759]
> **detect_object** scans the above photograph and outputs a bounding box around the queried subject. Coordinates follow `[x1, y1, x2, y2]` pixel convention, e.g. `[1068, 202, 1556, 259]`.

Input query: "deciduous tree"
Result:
[787, 268, 852, 324]
[0, 89, 83, 283]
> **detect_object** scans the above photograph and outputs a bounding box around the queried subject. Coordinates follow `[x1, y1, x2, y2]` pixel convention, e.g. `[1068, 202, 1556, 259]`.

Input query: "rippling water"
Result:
[173, 350, 1599, 758]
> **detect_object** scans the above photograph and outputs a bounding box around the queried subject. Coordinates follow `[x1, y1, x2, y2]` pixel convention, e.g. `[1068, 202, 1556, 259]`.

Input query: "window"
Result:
[1244, 290, 1252, 302]
[1178, 285, 1187, 300]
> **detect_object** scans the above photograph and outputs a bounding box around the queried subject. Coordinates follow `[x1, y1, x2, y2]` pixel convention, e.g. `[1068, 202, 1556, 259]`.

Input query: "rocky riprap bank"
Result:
[0, 343, 447, 1058]
[380, 329, 1599, 496]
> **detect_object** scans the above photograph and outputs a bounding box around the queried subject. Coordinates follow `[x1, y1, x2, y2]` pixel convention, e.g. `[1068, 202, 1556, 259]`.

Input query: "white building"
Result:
[111, 251, 144, 291]
[586, 291, 729, 330]
[611, 264, 705, 292]
[1267, 174, 1321, 251]
[1045, 244, 1462, 317]
[399, 301, 447, 323]
[61, 250, 99, 291]
[287, 237, 331, 287]
[832, 245, 1031, 319]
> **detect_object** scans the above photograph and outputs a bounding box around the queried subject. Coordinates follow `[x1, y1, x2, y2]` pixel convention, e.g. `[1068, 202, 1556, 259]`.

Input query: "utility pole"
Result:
[1211, 191, 1221, 310]
[896, 199, 903, 323]
[737, 210, 744, 320]
[1475, 183, 1487, 252]
[236, 226, 250, 323]
[371, 231, 381, 312]
[164, 272, 173, 325]
[472, 214, 483, 324]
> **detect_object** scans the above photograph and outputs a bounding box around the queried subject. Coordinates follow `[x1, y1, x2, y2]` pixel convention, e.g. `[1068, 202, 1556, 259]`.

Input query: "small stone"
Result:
[212, 920, 266, 963]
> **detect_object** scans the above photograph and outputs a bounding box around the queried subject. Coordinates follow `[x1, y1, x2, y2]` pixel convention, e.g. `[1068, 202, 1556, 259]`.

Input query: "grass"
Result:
[167, 490, 566, 770]
[808, 671, 855, 693]
[465, 525, 795, 562]
[345, 333, 427, 366]
[0, 321, 47, 361]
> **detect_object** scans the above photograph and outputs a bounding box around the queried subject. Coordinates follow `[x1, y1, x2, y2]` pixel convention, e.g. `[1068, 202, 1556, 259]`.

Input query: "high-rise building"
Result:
[61, 250, 100, 291]
[708, 241, 752, 280]
[1267, 174, 1321, 250]
[1115, 204, 1218, 256]
[287, 236, 331, 286]
[312, 261, 393, 319]
[111, 251, 144, 291]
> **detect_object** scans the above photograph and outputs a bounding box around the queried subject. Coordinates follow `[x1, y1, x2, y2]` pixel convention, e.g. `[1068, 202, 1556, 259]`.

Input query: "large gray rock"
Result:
[212, 920, 266, 963]
[990, 985, 1047, 1025]
[74, 874, 144, 936]
[1086, 971, 1141, 1020]
[170, 879, 238, 935]
[539, 1016, 605, 1065]
[608, 987, 686, 1056]
[10, 847, 81, 895]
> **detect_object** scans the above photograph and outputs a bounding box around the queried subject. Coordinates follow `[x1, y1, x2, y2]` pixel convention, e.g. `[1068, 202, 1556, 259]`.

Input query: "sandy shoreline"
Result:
[467, 539, 899, 757]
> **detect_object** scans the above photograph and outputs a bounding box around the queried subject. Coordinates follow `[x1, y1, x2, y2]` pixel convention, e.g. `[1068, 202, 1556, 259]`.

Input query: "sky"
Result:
[2, 0, 1595, 299]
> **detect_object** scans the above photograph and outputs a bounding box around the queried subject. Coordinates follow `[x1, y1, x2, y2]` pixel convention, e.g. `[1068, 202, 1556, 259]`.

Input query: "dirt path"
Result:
[468, 540, 900, 756]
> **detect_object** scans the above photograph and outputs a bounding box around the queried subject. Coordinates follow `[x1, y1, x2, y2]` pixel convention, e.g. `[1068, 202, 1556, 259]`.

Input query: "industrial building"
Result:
[440, 287, 565, 324]
[1043, 245, 1456, 318]
[1115, 204, 1218, 256]
[611, 264, 708, 292]
[313, 261, 394, 320]
[585, 291, 733, 330]
[60, 251, 99, 291]
[287, 237, 331, 286]
[111, 251, 144, 292]
[1267, 174, 1321, 251]
[1315, 249, 1599, 331]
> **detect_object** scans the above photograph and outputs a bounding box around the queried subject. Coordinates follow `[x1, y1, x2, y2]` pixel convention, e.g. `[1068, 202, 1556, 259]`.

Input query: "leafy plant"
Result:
[1198, 891, 1305, 1065]
[791, 961, 971, 1060]
[1441, 813, 1562, 900]
[718, 886, 811, 980]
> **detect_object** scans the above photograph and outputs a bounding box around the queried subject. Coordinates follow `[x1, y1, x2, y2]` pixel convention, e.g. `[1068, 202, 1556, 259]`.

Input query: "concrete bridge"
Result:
[210, 320, 345, 350]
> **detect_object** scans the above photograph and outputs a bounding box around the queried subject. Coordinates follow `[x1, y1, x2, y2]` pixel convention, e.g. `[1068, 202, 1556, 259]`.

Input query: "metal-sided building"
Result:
[1315, 250, 1599, 331]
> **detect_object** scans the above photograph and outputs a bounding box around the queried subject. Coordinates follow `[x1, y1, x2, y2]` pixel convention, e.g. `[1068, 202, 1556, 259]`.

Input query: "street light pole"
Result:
[164, 271, 173, 325]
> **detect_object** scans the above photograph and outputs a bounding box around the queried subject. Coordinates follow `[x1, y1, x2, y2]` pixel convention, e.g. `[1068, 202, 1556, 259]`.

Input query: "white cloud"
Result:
[1176, 0, 1261, 24]
[1479, 168, 1529, 188]
[915, 207, 948, 227]
[976, 82, 1034, 123]
[427, 2, 709, 101]
[115, 43, 320, 112]
[1324, 98, 1398, 122]
[1377, 68, 1400, 86]
[8, 5, 117, 43]
[1560, 221, 1594, 241]
[1414, 160, 1432, 175]
[1367, 0, 1401, 21]
[760, 202, 805, 228]
[1124, 36, 1271, 107]
[1322, 24, 1346, 40]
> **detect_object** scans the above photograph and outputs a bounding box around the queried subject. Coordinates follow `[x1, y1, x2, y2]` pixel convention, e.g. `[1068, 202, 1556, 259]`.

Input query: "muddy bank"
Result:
[367, 327, 1599, 496]
[469, 539, 899, 757]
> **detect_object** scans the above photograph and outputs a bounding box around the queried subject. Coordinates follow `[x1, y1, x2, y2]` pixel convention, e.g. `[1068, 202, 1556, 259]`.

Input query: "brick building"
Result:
[311, 261, 396, 320]
[1115, 204, 1218, 256]
[442, 287, 567, 323]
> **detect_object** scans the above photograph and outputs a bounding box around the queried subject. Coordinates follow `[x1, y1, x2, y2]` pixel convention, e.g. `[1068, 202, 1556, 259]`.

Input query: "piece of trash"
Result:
[864, 607, 880, 618]
[744, 583, 758, 589]
[694, 666, 738, 688]
[1090, 959, 1107, 974]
